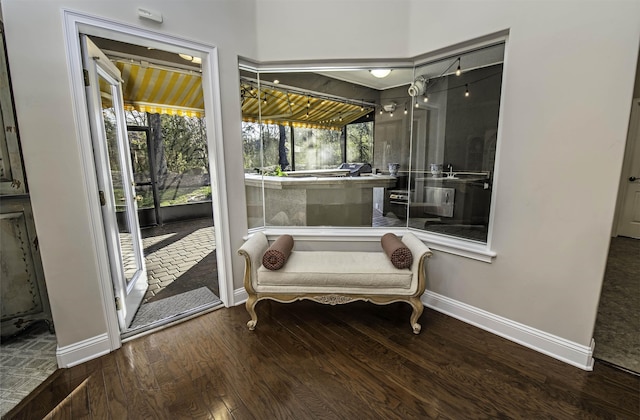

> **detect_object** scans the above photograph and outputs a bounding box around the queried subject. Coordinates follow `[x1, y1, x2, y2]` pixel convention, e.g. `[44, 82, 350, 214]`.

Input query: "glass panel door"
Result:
[101, 81, 140, 285]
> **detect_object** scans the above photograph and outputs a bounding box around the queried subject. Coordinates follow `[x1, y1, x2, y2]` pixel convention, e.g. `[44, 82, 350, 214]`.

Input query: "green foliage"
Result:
[160, 114, 208, 174]
[294, 127, 342, 170]
[263, 165, 288, 176]
[242, 122, 283, 170]
[160, 185, 211, 206]
[347, 121, 373, 163]
[242, 121, 373, 172]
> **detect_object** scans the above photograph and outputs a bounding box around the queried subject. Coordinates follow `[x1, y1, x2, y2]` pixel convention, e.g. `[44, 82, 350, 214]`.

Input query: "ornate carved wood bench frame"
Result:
[238, 232, 433, 334]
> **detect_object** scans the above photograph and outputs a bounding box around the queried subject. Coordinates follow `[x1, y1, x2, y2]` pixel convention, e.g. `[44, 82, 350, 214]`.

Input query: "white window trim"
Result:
[252, 227, 496, 263]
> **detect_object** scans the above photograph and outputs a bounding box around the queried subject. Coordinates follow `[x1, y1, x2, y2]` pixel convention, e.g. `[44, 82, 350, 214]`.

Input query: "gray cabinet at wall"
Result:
[0, 23, 52, 338]
[0, 25, 25, 196]
[0, 199, 52, 335]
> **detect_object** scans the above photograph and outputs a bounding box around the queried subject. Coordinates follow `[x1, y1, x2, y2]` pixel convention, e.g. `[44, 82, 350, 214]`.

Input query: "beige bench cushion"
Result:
[256, 251, 414, 295]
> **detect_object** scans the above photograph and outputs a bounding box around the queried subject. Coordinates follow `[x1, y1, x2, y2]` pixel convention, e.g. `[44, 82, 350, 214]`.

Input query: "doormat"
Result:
[129, 287, 221, 330]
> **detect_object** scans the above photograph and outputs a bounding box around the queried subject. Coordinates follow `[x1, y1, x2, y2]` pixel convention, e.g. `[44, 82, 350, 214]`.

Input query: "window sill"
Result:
[250, 226, 496, 263]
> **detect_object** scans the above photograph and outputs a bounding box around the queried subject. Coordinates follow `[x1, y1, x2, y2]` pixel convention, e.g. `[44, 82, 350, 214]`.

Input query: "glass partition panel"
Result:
[408, 43, 505, 242]
[240, 67, 413, 228]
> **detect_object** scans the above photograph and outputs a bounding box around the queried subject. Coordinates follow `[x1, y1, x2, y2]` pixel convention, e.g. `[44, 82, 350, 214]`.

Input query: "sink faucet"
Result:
[447, 164, 454, 178]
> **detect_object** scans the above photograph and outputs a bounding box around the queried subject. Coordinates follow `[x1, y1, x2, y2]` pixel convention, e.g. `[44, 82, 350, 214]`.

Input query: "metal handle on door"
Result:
[630, 176, 637, 182]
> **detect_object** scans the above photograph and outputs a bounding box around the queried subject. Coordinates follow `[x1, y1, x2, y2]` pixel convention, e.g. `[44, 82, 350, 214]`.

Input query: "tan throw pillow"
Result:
[381, 233, 413, 269]
[262, 234, 294, 270]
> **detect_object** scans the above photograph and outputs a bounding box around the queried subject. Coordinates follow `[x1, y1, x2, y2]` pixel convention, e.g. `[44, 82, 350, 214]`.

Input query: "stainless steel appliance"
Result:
[423, 186, 455, 217]
[385, 189, 410, 218]
[338, 162, 372, 176]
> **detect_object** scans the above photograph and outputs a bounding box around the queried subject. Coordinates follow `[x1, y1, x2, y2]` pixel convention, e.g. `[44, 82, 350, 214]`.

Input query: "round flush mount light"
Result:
[369, 69, 391, 78]
[178, 53, 202, 64]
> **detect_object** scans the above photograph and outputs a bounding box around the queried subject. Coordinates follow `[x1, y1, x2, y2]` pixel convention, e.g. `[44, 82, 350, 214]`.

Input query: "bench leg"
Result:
[246, 295, 259, 330]
[408, 297, 424, 334]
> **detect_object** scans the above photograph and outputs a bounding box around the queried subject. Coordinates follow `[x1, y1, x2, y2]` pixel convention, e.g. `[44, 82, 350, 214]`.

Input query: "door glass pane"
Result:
[99, 76, 140, 284]
[128, 130, 154, 210]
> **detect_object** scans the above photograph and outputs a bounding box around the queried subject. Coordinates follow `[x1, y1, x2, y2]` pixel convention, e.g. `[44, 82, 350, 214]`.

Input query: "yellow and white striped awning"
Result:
[240, 80, 374, 130]
[114, 61, 374, 126]
[115, 61, 204, 118]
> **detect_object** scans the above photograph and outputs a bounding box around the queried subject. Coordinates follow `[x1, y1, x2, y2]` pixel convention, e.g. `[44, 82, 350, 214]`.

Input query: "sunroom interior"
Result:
[241, 41, 505, 245]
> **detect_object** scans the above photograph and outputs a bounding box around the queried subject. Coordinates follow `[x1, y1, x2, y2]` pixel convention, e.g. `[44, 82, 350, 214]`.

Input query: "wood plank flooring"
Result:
[5, 301, 639, 419]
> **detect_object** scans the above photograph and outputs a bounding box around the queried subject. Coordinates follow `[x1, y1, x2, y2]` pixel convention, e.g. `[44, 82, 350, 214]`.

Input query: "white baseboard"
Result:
[56, 333, 112, 368]
[422, 291, 595, 371]
[234, 287, 248, 306]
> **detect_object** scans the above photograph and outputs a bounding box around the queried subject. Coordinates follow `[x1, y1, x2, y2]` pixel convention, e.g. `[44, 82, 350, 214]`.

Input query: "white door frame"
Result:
[63, 10, 234, 351]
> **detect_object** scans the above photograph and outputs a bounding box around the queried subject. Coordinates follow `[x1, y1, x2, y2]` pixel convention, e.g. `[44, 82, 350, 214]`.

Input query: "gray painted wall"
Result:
[1, 0, 639, 359]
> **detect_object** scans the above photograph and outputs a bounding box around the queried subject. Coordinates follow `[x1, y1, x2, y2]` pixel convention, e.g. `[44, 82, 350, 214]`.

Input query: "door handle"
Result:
[630, 176, 637, 182]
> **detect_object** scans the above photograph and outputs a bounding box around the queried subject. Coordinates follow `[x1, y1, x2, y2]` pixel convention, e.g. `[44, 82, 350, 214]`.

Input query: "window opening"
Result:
[240, 40, 504, 243]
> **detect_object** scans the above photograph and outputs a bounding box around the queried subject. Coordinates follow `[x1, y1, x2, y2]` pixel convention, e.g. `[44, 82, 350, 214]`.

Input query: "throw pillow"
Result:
[381, 233, 413, 269]
[262, 234, 294, 270]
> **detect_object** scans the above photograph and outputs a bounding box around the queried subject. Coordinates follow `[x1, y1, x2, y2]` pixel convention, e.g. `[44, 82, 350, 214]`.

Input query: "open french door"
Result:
[617, 99, 640, 239]
[81, 35, 148, 331]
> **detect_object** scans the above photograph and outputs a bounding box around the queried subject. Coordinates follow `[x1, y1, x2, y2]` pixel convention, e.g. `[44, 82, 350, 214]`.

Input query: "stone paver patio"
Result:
[140, 217, 217, 302]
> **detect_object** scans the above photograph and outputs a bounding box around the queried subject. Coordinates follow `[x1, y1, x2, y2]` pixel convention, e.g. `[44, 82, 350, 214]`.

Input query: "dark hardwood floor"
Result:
[5, 301, 639, 419]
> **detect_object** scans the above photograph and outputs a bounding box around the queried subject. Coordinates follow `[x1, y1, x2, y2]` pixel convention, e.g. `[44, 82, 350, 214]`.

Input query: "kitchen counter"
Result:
[244, 173, 397, 189]
[245, 173, 397, 226]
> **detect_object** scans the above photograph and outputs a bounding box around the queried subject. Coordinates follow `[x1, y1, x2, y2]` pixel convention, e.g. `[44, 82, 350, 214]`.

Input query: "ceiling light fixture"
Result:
[178, 53, 201, 64]
[456, 58, 461, 76]
[370, 69, 392, 78]
[465, 84, 470, 97]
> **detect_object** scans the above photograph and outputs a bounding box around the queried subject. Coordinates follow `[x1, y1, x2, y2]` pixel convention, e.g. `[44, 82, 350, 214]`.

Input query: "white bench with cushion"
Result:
[237, 232, 433, 334]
